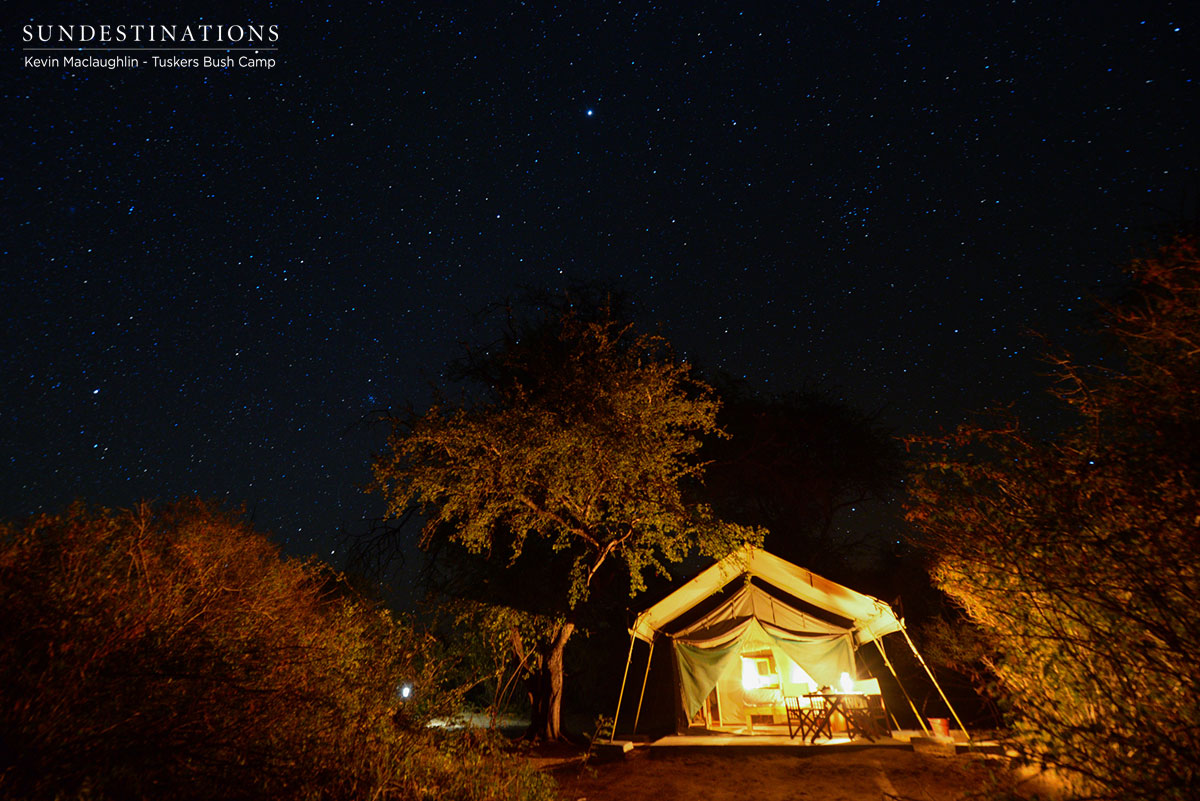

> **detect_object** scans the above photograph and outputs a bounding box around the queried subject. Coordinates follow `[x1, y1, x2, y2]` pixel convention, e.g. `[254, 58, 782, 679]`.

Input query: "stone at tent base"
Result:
[590, 741, 635, 762]
[910, 735, 957, 757]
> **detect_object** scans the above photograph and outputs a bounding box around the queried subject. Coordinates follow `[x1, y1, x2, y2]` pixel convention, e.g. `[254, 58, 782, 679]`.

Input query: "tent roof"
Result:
[631, 546, 902, 646]
[667, 581, 849, 645]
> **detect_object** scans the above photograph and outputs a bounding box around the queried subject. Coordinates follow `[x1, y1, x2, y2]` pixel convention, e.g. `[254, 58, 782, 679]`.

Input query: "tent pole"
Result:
[899, 623, 971, 741]
[610, 631, 637, 743]
[872, 636, 930, 735]
[632, 639, 654, 734]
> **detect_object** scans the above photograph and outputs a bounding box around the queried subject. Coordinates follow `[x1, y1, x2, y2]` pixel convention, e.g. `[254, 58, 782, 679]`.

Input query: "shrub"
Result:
[906, 237, 1200, 800]
[0, 500, 555, 801]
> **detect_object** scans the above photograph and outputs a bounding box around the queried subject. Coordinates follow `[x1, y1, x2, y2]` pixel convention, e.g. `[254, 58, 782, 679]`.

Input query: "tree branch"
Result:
[518, 495, 599, 549]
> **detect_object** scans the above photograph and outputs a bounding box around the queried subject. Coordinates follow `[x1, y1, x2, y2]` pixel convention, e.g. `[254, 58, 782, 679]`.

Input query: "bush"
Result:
[0, 500, 555, 801]
[906, 237, 1200, 800]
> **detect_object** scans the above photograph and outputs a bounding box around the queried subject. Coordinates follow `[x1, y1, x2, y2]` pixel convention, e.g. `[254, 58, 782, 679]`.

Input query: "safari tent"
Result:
[611, 546, 962, 738]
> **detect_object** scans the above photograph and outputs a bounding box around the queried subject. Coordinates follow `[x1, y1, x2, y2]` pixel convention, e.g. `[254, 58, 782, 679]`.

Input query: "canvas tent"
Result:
[612, 546, 960, 737]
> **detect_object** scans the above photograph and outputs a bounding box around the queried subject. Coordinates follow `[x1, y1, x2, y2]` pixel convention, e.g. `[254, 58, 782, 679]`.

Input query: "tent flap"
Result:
[673, 617, 855, 722]
[675, 636, 747, 722]
[769, 633, 853, 688]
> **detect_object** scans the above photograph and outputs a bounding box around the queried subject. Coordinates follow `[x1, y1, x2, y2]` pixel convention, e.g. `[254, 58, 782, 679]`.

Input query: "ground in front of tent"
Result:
[546, 743, 1053, 801]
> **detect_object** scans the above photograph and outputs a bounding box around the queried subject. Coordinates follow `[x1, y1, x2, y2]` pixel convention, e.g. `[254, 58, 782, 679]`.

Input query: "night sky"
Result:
[5, 3, 1198, 562]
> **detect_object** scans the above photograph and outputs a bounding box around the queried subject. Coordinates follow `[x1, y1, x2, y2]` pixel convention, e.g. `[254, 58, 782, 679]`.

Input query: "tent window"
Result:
[740, 651, 779, 690]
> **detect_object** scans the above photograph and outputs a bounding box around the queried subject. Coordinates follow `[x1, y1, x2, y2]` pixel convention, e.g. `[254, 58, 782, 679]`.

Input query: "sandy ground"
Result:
[541, 745, 1029, 801]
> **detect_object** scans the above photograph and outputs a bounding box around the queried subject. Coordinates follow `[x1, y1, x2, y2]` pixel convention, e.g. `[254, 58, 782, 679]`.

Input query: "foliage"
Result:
[579, 715, 615, 769]
[0, 500, 555, 801]
[375, 308, 752, 606]
[442, 598, 564, 726]
[913, 617, 1006, 726]
[906, 237, 1200, 800]
[372, 303, 758, 738]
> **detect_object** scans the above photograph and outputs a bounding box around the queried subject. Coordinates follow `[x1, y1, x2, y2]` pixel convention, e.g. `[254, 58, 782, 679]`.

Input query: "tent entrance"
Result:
[674, 616, 852, 732]
[683, 630, 825, 734]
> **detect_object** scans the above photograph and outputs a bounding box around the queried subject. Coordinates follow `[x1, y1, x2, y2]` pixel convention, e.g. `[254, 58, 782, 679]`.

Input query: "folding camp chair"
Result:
[785, 695, 830, 741]
[839, 695, 875, 741]
[837, 693, 890, 741]
[784, 696, 809, 739]
[860, 695, 889, 738]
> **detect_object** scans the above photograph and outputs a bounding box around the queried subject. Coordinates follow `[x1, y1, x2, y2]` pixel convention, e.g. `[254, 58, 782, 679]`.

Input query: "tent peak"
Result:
[631, 546, 902, 646]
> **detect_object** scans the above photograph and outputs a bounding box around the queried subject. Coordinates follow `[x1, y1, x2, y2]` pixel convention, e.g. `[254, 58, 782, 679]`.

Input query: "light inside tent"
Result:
[741, 655, 777, 690]
[741, 657, 762, 690]
[839, 671, 854, 693]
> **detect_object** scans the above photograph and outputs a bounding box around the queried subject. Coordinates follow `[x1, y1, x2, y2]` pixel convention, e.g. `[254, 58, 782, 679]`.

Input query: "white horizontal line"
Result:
[23, 47, 279, 51]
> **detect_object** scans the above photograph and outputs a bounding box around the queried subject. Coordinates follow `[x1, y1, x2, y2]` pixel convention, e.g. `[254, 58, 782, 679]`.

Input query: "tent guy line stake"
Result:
[610, 630, 637, 743]
[633, 639, 654, 734]
[872, 636, 930, 735]
[899, 623, 972, 741]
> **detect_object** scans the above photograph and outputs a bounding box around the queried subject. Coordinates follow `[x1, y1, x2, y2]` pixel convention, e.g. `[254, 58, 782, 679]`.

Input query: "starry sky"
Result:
[5, 2, 1198, 561]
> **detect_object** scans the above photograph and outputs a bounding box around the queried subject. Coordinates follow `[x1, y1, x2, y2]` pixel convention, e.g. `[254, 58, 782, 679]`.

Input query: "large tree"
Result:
[906, 236, 1200, 800]
[372, 304, 755, 740]
[701, 385, 902, 574]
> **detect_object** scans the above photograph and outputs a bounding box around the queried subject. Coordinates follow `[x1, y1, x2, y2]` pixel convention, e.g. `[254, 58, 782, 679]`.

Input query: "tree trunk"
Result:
[526, 620, 575, 741]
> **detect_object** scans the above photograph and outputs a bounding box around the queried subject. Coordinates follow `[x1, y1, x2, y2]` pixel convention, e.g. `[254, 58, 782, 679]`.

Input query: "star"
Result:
[5, 2, 1194, 564]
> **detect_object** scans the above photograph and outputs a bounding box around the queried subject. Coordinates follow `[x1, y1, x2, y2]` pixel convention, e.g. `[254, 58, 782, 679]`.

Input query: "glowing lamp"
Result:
[839, 672, 854, 693]
[400, 684, 413, 700]
[741, 659, 759, 690]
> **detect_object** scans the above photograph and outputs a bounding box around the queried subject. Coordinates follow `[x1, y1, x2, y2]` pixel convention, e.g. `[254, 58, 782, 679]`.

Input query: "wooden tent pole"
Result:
[872, 636, 930, 734]
[610, 631, 637, 742]
[632, 639, 655, 734]
[899, 623, 971, 740]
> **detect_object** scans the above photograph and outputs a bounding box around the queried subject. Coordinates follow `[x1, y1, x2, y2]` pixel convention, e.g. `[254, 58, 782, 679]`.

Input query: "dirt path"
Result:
[547, 747, 1013, 801]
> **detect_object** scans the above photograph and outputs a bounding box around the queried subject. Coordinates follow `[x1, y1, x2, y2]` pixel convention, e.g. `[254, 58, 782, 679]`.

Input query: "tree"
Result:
[905, 236, 1200, 800]
[701, 384, 903, 574]
[372, 304, 756, 740]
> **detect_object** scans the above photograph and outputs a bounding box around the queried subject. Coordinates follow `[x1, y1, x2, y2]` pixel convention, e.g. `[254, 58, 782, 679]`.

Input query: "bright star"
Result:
[586, 109, 594, 117]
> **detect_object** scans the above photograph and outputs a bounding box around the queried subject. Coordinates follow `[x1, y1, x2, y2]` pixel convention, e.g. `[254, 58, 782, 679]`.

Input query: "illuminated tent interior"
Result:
[612, 546, 950, 737]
